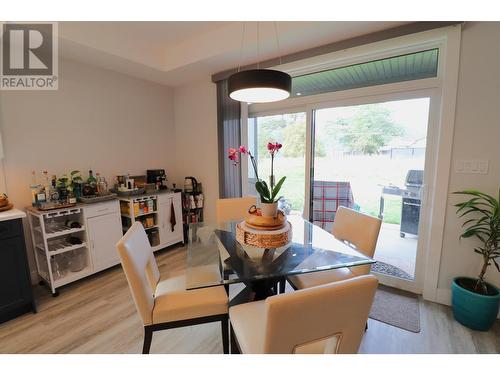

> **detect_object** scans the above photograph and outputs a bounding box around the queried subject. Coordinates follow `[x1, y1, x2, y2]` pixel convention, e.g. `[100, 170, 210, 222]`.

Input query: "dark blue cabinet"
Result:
[0, 218, 36, 324]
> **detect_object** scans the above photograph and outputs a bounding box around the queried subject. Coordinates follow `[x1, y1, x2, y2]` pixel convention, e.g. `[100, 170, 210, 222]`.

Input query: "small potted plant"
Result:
[57, 174, 70, 202]
[70, 170, 83, 199]
[452, 189, 499, 331]
[228, 143, 286, 217]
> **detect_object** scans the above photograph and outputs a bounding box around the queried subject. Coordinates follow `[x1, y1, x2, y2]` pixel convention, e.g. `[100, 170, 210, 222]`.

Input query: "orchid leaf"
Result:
[271, 176, 286, 202]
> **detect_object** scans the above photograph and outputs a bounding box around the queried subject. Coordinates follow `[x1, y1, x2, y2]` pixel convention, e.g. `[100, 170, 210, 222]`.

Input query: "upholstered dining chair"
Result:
[215, 196, 257, 223]
[229, 275, 378, 354]
[215, 196, 257, 292]
[116, 222, 229, 354]
[287, 206, 382, 290]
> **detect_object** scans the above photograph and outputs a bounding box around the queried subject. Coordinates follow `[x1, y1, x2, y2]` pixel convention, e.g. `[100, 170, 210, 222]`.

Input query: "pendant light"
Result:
[228, 22, 291, 103]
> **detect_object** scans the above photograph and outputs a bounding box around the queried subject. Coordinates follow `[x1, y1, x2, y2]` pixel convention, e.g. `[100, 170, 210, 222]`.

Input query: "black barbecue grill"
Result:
[379, 169, 424, 238]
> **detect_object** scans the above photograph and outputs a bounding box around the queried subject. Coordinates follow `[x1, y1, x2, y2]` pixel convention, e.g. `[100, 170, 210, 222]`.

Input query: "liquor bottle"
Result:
[50, 175, 59, 202]
[96, 172, 107, 195]
[87, 169, 97, 193]
[31, 171, 46, 205]
[98, 176, 108, 195]
[43, 171, 51, 202]
[67, 190, 77, 204]
[87, 170, 97, 186]
[29, 171, 39, 206]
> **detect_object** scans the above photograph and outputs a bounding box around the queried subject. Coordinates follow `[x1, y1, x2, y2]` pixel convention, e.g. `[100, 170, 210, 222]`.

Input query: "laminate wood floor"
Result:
[0, 246, 498, 354]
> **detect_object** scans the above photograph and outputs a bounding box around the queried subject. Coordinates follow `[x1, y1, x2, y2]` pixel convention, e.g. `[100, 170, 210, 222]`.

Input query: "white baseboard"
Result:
[436, 287, 452, 306]
[436, 287, 500, 319]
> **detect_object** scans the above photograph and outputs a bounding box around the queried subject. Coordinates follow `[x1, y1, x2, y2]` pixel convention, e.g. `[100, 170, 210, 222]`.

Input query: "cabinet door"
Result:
[87, 213, 123, 272]
[158, 200, 173, 246]
[158, 195, 183, 246]
[0, 237, 32, 315]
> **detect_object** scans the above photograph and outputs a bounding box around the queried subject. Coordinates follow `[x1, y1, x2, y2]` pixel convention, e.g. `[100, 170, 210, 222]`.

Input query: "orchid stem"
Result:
[270, 154, 274, 190]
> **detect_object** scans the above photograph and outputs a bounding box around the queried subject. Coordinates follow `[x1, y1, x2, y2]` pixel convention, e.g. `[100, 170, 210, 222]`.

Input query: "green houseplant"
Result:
[452, 189, 500, 331]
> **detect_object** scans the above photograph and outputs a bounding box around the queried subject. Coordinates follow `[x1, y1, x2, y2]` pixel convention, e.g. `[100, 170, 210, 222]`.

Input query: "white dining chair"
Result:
[116, 222, 229, 354]
[229, 274, 378, 354]
[216, 196, 257, 223]
[215, 196, 257, 293]
[287, 206, 381, 290]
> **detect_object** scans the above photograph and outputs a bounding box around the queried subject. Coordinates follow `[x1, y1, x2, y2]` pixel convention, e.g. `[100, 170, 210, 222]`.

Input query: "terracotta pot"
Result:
[260, 202, 278, 217]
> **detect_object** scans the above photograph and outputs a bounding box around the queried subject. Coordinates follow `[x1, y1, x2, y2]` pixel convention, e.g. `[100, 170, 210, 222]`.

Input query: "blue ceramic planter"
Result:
[451, 277, 499, 331]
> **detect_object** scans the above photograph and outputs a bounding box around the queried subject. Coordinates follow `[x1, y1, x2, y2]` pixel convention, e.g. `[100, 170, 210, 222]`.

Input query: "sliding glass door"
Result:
[311, 97, 431, 283]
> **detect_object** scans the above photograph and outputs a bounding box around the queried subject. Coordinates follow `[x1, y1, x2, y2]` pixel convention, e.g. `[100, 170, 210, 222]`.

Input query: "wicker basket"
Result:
[236, 221, 292, 248]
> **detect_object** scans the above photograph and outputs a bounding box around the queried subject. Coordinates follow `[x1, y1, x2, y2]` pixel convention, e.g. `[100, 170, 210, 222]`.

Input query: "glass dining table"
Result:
[186, 215, 375, 305]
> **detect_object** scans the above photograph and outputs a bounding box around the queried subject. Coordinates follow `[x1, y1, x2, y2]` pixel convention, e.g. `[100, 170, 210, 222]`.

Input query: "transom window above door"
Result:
[291, 49, 439, 97]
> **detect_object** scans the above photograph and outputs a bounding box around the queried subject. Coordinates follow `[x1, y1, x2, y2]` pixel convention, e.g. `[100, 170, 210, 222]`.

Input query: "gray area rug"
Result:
[369, 285, 421, 333]
[371, 261, 413, 280]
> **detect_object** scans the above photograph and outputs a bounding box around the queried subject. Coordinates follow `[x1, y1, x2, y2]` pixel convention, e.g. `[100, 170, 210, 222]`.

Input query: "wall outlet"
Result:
[455, 159, 489, 174]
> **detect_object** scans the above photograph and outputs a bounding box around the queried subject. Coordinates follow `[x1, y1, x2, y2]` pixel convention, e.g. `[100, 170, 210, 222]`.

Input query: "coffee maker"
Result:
[147, 169, 168, 190]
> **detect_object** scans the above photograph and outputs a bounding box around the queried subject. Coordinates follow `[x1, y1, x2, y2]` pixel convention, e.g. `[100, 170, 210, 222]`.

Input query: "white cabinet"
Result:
[84, 201, 122, 273]
[158, 192, 183, 247]
[28, 200, 123, 295]
[119, 192, 183, 251]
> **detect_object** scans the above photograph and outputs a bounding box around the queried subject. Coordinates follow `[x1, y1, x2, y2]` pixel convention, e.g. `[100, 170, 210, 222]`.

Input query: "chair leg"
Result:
[279, 279, 286, 294]
[221, 316, 229, 354]
[142, 326, 153, 354]
[230, 323, 241, 354]
[365, 321, 368, 331]
[224, 284, 229, 296]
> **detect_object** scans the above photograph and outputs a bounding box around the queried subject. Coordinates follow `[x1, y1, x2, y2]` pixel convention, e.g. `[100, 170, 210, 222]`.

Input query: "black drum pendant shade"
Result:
[228, 69, 292, 103]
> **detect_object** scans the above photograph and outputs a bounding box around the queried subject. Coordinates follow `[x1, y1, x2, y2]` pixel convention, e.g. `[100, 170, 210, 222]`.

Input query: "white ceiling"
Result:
[59, 21, 407, 87]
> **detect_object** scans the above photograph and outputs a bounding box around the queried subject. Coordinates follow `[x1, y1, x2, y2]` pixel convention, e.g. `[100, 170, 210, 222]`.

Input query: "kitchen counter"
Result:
[25, 189, 180, 215]
[115, 189, 178, 199]
[0, 208, 26, 222]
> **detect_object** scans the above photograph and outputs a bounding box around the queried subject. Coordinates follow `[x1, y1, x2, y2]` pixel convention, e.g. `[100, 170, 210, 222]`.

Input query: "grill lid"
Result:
[405, 170, 424, 187]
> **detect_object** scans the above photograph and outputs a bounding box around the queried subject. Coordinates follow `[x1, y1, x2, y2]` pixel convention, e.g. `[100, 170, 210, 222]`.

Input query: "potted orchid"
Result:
[228, 142, 286, 217]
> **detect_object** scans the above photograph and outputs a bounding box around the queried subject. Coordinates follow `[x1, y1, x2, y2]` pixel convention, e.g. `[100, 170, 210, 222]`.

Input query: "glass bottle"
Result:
[98, 176, 108, 195]
[67, 190, 77, 204]
[96, 172, 103, 195]
[87, 170, 97, 194]
[33, 171, 46, 205]
[43, 171, 51, 202]
[29, 171, 39, 206]
[50, 175, 59, 202]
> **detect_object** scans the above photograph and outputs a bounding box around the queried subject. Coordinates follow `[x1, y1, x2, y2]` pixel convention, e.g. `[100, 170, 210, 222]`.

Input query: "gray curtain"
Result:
[216, 79, 242, 198]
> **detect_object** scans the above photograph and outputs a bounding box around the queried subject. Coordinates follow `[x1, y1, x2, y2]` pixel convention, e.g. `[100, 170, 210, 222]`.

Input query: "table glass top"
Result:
[186, 215, 375, 290]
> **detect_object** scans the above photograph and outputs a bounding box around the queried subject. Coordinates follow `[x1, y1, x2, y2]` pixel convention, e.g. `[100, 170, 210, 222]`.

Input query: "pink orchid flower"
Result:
[267, 142, 283, 155]
[239, 145, 248, 154]
[228, 148, 239, 165]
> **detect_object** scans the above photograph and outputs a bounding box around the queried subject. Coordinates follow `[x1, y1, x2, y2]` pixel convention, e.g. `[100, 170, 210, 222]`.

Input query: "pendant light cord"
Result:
[256, 22, 260, 69]
[237, 22, 246, 73]
[237, 22, 282, 72]
[274, 21, 282, 66]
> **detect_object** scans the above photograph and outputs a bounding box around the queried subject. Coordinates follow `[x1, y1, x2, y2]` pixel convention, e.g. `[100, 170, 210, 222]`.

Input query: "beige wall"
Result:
[437, 22, 500, 297]
[0, 58, 176, 277]
[172, 79, 219, 223]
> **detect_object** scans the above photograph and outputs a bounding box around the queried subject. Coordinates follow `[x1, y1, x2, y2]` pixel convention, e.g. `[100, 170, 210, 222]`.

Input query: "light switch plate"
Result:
[455, 159, 489, 174]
